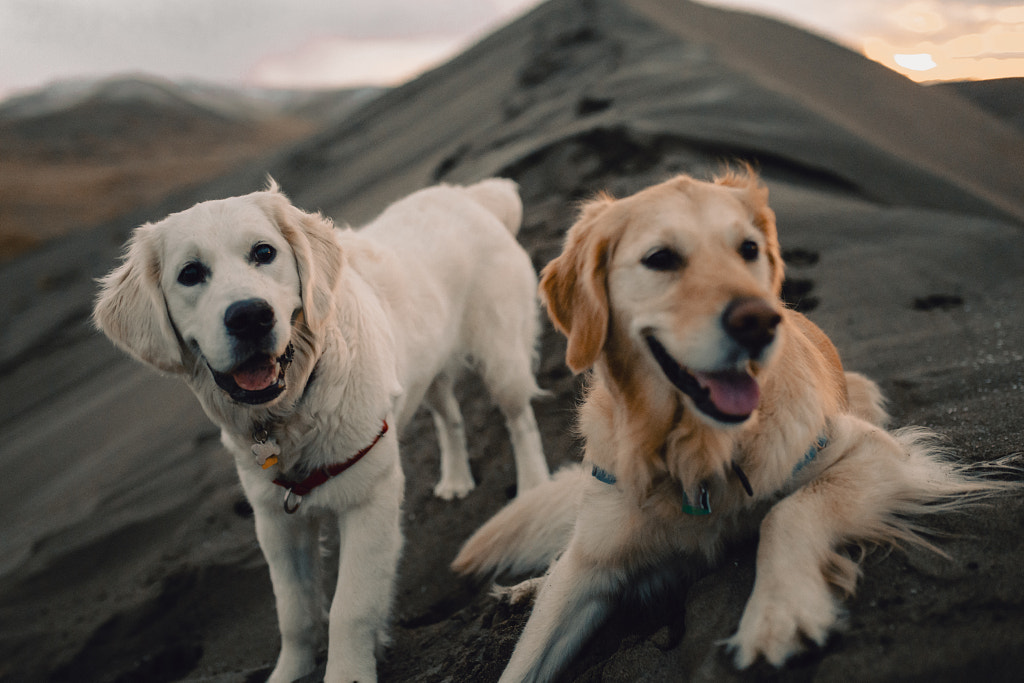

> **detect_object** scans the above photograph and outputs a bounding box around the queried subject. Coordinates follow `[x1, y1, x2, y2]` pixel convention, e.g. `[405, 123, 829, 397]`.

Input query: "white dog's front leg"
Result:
[253, 505, 326, 683]
[500, 544, 614, 683]
[325, 465, 404, 682]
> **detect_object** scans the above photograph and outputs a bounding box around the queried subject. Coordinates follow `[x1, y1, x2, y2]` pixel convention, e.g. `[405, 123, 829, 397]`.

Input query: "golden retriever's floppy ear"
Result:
[715, 165, 784, 296]
[257, 179, 342, 333]
[539, 193, 616, 373]
[93, 224, 185, 373]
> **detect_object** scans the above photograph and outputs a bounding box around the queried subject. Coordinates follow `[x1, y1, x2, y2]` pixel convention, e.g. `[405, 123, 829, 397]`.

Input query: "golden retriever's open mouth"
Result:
[644, 335, 759, 423]
[210, 344, 294, 405]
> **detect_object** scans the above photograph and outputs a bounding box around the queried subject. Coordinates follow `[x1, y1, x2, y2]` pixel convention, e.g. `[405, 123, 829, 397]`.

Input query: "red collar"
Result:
[272, 419, 389, 513]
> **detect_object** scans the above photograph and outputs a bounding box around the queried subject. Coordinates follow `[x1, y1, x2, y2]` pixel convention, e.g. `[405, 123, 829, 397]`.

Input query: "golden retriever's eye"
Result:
[177, 262, 206, 287]
[641, 247, 684, 272]
[252, 243, 277, 265]
[739, 239, 759, 262]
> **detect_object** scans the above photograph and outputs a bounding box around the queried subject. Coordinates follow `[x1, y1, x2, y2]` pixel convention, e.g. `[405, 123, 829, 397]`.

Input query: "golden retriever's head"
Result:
[540, 168, 784, 426]
[93, 180, 341, 406]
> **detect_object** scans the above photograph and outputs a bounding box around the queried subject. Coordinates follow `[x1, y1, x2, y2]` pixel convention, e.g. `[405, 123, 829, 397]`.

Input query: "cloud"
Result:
[0, 0, 540, 96]
[861, 1, 1024, 80]
[709, 0, 1024, 81]
[248, 36, 468, 88]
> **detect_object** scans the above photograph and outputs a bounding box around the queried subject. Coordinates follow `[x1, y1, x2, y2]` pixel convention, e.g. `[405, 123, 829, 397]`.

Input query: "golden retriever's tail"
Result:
[463, 178, 523, 236]
[824, 422, 1022, 596]
[451, 466, 582, 578]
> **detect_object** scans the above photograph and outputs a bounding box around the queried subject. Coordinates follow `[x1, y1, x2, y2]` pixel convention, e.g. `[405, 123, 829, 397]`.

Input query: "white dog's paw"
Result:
[267, 652, 316, 683]
[433, 477, 475, 500]
[491, 576, 544, 605]
[721, 580, 840, 669]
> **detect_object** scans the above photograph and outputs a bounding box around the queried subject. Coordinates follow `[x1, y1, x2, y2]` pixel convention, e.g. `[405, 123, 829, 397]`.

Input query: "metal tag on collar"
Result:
[682, 483, 711, 515]
[283, 488, 302, 514]
[252, 426, 281, 469]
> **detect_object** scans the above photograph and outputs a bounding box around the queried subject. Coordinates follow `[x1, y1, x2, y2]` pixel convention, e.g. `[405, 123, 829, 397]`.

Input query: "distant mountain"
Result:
[0, 74, 383, 123]
[0, 76, 382, 261]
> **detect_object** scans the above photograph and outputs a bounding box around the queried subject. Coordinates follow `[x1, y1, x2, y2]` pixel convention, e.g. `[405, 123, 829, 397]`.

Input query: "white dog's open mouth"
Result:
[645, 335, 759, 423]
[210, 344, 294, 405]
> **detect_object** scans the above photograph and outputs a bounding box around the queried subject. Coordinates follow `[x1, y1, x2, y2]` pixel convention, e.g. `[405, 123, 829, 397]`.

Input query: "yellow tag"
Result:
[261, 455, 279, 470]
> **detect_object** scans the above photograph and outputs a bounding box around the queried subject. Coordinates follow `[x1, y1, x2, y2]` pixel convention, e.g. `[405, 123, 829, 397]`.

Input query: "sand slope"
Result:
[1, 0, 1022, 681]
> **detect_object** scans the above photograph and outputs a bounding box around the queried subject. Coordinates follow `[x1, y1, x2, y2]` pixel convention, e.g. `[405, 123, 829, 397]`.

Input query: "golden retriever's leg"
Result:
[725, 416, 977, 668]
[499, 544, 614, 683]
[326, 460, 404, 682]
[723, 482, 846, 668]
[425, 371, 475, 500]
[253, 508, 327, 683]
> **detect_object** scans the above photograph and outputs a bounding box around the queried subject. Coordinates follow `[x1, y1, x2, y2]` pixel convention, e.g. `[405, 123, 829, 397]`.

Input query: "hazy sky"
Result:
[1, 0, 1022, 99]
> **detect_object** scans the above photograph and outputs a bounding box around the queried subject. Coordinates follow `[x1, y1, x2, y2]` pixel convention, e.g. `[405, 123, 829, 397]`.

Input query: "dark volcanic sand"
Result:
[2, 1, 1023, 681]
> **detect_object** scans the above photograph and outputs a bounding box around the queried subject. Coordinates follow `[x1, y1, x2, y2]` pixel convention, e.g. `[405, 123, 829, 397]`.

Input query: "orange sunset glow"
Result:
[863, 2, 1024, 81]
[709, 0, 1024, 82]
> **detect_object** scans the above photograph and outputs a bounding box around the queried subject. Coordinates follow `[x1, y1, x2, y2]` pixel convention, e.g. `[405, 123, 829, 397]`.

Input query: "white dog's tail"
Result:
[464, 178, 524, 236]
[452, 466, 582, 578]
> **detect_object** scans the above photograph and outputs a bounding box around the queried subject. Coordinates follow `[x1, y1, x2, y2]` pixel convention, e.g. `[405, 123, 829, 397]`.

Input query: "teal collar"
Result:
[590, 433, 829, 517]
[591, 464, 710, 515]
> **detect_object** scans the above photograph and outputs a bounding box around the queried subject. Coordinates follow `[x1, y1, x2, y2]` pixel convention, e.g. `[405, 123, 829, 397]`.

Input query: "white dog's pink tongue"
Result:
[233, 357, 279, 392]
[693, 369, 760, 416]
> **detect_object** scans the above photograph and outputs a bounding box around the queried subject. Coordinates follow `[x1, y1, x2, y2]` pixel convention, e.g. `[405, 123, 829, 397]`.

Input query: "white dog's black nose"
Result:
[224, 298, 275, 340]
[722, 297, 781, 358]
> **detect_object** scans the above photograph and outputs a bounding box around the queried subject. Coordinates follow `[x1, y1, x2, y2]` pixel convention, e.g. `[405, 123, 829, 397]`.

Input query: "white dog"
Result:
[94, 178, 550, 682]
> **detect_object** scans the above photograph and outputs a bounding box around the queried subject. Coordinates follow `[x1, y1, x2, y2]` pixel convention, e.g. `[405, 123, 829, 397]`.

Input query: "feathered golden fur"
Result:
[453, 168, 1007, 681]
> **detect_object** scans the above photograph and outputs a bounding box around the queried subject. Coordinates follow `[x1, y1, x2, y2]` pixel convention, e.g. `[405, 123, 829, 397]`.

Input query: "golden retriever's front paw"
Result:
[721, 584, 840, 668]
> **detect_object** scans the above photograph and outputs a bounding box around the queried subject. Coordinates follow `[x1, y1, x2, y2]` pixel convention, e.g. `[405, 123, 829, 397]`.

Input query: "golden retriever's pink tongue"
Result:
[693, 370, 760, 416]
[232, 358, 279, 392]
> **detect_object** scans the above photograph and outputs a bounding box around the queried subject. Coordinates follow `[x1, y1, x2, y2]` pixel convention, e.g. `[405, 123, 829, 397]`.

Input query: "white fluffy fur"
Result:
[452, 170, 1008, 682]
[94, 178, 549, 682]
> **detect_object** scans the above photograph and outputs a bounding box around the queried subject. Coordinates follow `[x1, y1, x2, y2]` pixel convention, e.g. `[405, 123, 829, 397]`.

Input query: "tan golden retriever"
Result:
[453, 168, 1002, 681]
[94, 179, 549, 683]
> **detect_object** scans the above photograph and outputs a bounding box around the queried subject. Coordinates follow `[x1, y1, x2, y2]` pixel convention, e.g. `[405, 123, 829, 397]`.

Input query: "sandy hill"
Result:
[1, 0, 1022, 681]
[934, 77, 1024, 134]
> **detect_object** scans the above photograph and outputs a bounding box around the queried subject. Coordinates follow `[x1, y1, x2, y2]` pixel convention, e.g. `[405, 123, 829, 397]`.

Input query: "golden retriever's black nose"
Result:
[722, 297, 781, 358]
[224, 299, 275, 340]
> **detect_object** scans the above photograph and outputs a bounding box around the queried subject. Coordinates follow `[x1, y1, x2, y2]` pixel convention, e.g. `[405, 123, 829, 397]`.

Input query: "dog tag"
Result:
[681, 483, 711, 516]
[252, 441, 281, 468]
[252, 427, 281, 469]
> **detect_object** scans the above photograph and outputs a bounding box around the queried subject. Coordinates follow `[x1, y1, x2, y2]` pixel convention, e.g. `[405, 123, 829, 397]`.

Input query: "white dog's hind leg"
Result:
[253, 508, 326, 683]
[504, 404, 550, 495]
[425, 371, 475, 500]
[479, 355, 549, 495]
[499, 545, 613, 683]
[324, 462, 404, 683]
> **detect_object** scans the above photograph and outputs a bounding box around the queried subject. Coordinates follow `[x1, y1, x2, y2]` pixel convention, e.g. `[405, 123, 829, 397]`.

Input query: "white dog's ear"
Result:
[540, 193, 616, 373]
[93, 224, 186, 373]
[258, 185, 342, 333]
[716, 166, 785, 296]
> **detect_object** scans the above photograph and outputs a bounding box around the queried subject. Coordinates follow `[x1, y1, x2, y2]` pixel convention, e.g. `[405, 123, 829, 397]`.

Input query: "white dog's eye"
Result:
[641, 246, 684, 272]
[177, 262, 207, 287]
[739, 239, 760, 262]
[251, 243, 277, 265]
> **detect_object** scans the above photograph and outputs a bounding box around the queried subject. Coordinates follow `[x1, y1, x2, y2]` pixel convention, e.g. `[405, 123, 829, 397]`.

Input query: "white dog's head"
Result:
[540, 168, 785, 426]
[94, 180, 342, 406]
